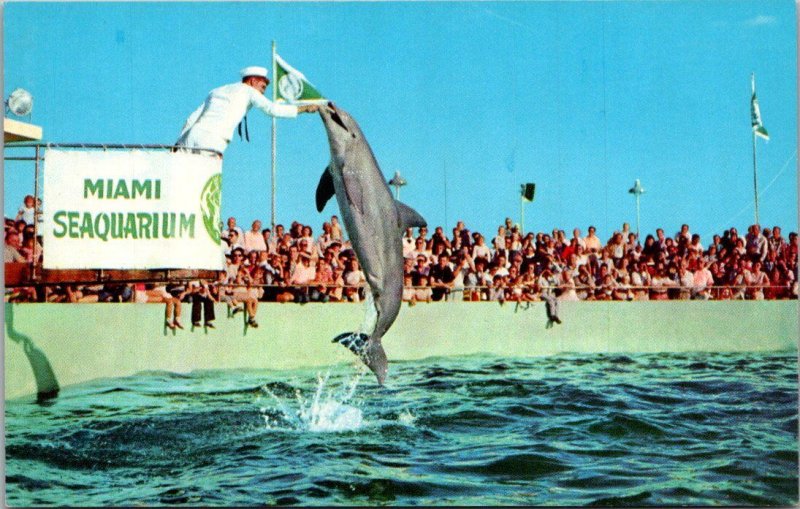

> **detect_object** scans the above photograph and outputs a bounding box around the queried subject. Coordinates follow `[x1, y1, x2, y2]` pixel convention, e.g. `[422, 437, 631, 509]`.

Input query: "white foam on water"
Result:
[397, 410, 416, 426]
[260, 371, 364, 433]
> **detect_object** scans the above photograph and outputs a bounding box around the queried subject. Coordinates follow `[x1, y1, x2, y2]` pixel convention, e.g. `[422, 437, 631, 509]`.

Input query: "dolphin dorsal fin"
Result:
[396, 201, 427, 230]
[316, 165, 336, 212]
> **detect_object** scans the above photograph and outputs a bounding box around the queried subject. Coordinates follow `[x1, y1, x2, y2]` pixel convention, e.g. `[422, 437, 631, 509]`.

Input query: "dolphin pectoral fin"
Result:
[315, 166, 336, 212]
[396, 201, 427, 230]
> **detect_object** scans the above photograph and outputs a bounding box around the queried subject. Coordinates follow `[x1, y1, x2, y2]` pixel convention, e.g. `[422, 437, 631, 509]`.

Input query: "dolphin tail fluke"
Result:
[331, 332, 388, 385]
[363, 340, 388, 386]
[332, 331, 370, 355]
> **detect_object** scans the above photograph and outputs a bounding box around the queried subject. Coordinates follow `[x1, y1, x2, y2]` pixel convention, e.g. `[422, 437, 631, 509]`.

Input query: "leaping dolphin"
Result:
[316, 103, 426, 384]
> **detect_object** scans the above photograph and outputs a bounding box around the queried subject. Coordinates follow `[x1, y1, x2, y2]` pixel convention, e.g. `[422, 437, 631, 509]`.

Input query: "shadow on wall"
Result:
[5, 304, 60, 403]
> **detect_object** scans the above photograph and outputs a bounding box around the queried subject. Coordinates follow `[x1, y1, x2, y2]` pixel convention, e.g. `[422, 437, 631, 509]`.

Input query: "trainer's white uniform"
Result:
[176, 82, 298, 154]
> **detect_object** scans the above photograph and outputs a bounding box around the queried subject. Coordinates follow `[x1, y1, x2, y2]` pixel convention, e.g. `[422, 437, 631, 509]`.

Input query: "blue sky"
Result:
[4, 1, 797, 242]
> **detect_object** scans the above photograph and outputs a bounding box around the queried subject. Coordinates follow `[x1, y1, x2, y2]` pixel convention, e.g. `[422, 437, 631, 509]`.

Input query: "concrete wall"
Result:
[5, 301, 798, 400]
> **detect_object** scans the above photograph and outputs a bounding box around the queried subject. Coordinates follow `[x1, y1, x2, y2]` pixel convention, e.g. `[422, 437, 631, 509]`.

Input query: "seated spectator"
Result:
[613, 274, 633, 301]
[466, 257, 492, 301]
[99, 283, 132, 303]
[231, 266, 260, 327]
[189, 280, 216, 328]
[763, 269, 787, 300]
[559, 270, 580, 302]
[413, 274, 433, 303]
[595, 273, 615, 301]
[488, 274, 506, 303]
[402, 274, 416, 303]
[343, 257, 366, 302]
[411, 255, 430, 281]
[450, 252, 473, 302]
[650, 265, 674, 301]
[162, 282, 186, 329]
[506, 266, 524, 302]
[4, 229, 25, 263]
[692, 260, 714, 300]
[746, 261, 769, 300]
[676, 262, 694, 300]
[630, 262, 651, 301]
[575, 264, 595, 301]
[429, 253, 455, 301]
[290, 252, 316, 303]
[224, 229, 245, 256]
[329, 266, 345, 302]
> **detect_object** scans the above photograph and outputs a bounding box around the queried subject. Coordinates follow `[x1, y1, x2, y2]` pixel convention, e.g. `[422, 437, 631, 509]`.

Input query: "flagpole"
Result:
[271, 40, 278, 231]
[752, 125, 759, 226]
[751, 72, 760, 226]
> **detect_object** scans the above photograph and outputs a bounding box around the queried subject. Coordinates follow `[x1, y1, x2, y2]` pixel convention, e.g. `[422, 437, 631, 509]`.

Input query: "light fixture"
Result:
[6, 88, 33, 117]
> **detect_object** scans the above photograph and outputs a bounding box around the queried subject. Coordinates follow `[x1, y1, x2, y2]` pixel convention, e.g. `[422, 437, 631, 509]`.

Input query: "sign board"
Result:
[42, 149, 223, 270]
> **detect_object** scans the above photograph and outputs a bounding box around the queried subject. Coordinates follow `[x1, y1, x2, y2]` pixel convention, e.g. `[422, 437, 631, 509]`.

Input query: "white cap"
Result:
[240, 66, 269, 80]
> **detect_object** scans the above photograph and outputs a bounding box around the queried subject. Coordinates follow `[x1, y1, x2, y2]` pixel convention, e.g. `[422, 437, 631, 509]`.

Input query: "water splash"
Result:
[398, 410, 416, 426]
[260, 371, 364, 433]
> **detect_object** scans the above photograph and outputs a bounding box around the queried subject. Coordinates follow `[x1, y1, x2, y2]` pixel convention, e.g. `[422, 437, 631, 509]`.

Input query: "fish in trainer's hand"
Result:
[316, 102, 426, 385]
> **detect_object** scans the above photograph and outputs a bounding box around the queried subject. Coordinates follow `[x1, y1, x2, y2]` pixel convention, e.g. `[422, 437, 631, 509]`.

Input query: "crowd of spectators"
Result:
[5, 194, 798, 305]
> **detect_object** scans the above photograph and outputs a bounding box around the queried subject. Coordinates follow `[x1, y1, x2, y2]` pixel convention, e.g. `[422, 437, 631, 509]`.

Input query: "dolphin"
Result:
[316, 103, 426, 384]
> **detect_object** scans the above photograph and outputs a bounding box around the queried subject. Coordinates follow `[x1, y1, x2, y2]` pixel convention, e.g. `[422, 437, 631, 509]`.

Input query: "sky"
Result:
[3, 0, 798, 243]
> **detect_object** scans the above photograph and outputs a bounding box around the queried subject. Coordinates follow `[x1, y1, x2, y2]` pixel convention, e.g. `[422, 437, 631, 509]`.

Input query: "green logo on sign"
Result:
[200, 173, 222, 244]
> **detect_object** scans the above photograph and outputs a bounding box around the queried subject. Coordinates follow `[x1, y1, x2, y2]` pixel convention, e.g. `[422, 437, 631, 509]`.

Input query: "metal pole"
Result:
[443, 160, 448, 229]
[752, 129, 759, 225]
[520, 195, 525, 234]
[32, 145, 40, 280]
[271, 40, 277, 231]
[635, 193, 641, 240]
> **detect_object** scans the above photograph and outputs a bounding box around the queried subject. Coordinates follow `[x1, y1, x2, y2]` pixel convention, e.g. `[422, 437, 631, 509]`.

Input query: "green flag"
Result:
[274, 53, 327, 105]
[751, 74, 769, 140]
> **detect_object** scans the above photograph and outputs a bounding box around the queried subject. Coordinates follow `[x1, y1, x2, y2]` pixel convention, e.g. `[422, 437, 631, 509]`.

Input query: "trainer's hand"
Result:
[298, 104, 320, 113]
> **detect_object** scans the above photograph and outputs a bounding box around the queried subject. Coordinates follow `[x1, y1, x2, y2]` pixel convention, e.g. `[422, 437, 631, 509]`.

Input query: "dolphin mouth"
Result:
[324, 102, 350, 133]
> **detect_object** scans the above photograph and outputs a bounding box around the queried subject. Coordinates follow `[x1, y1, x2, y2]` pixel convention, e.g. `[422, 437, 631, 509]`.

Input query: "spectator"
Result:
[492, 226, 507, 252]
[746, 261, 769, 300]
[692, 260, 714, 300]
[402, 228, 416, 259]
[343, 257, 366, 302]
[583, 226, 602, 253]
[330, 215, 343, 241]
[15, 195, 36, 226]
[189, 280, 216, 328]
[429, 253, 455, 301]
[402, 274, 416, 304]
[162, 282, 186, 329]
[414, 274, 434, 303]
[472, 233, 492, 261]
[4, 229, 25, 263]
[290, 252, 316, 303]
[745, 224, 768, 263]
[243, 220, 268, 253]
[220, 217, 244, 242]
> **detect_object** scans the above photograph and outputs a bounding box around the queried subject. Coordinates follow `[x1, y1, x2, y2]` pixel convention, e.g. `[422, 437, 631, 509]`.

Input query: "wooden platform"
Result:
[4, 263, 218, 286]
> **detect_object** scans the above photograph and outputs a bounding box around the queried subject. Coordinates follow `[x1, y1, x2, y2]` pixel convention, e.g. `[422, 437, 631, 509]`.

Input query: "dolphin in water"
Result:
[316, 103, 426, 384]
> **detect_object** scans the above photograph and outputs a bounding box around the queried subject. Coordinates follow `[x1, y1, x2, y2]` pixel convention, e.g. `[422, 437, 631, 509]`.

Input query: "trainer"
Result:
[175, 66, 318, 155]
